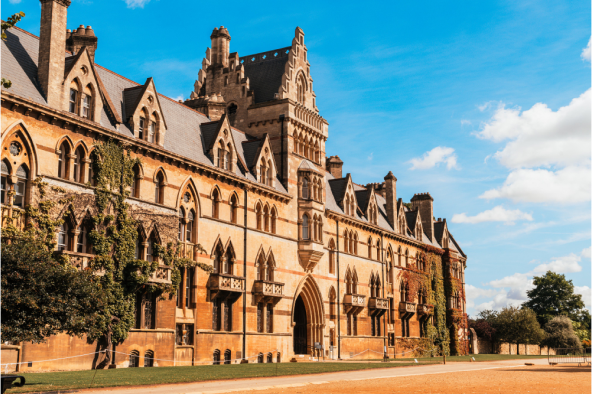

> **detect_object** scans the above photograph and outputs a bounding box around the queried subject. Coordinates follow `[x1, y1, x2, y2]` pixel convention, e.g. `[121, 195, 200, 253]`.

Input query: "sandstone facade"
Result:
[1, 0, 468, 371]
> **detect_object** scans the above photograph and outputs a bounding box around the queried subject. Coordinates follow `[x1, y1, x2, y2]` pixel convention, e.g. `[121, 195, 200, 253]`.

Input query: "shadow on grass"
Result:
[5, 361, 435, 393]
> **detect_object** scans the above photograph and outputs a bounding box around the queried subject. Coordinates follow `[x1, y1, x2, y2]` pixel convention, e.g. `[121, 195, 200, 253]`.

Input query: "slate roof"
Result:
[328, 177, 348, 205]
[1, 26, 288, 194]
[242, 138, 263, 170]
[405, 210, 418, 231]
[355, 189, 370, 212]
[240, 47, 290, 104]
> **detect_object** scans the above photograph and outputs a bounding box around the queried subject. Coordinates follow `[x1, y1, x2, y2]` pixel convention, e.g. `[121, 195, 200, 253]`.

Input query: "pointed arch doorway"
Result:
[292, 275, 325, 355]
[293, 296, 307, 354]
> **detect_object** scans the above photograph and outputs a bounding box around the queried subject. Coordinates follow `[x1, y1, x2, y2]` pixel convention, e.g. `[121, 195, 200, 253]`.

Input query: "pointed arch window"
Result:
[212, 188, 220, 219]
[263, 205, 270, 232]
[178, 208, 186, 241]
[270, 207, 277, 234]
[256, 203, 263, 230]
[260, 159, 267, 184]
[13, 164, 28, 208]
[230, 194, 238, 224]
[76, 222, 92, 254]
[1, 160, 9, 204]
[224, 247, 234, 275]
[58, 142, 70, 180]
[400, 281, 408, 303]
[57, 222, 69, 251]
[154, 172, 164, 204]
[146, 233, 157, 262]
[367, 237, 372, 259]
[375, 239, 381, 261]
[138, 116, 145, 140]
[329, 239, 336, 274]
[69, 84, 79, 114]
[301, 214, 310, 240]
[186, 210, 195, 243]
[301, 177, 309, 199]
[148, 114, 156, 143]
[213, 243, 224, 274]
[267, 160, 273, 186]
[81, 85, 92, 119]
[73, 146, 85, 183]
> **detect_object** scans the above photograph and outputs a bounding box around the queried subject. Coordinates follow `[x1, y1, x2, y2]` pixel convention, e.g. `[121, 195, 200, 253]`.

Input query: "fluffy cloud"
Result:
[452, 205, 533, 225]
[531, 253, 582, 274]
[477, 90, 591, 169]
[584, 35, 592, 63]
[408, 146, 459, 170]
[468, 248, 589, 314]
[582, 247, 591, 259]
[479, 166, 591, 203]
[124, 0, 150, 8]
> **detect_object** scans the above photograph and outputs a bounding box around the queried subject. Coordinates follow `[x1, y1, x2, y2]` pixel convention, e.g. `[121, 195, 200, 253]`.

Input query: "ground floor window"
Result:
[129, 350, 139, 367]
[388, 333, 395, 346]
[176, 324, 194, 345]
[346, 313, 358, 336]
[213, 349, 220, 365]
[224, 349, 231, 364]
[401, 317, 410, 337]
[144, 350, 154, 367]
[136, 292, 156, 329]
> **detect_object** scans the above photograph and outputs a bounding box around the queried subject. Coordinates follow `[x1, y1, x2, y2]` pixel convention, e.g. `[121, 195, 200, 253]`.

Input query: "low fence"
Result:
[548, 348, 591, 366]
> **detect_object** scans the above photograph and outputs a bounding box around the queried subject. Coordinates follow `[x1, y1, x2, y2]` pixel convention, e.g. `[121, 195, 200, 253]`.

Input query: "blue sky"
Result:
[4, 0, 591, 314]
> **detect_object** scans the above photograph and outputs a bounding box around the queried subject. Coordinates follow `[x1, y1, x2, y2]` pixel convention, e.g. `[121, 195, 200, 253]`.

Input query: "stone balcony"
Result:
[148, 265, 172, 285]
[209, 273, 246, 300]
[343, 293, 366, 315]
[418, 304, 434, 317]
[297, 239, 324, 273]
[253, 280, 285, 305]
[369, 297, 389, 311]
[177, 242, 197, 260]
[58, 250, 94, 270]
[1, 205, 25, 230]
[399, 301, 417, 318]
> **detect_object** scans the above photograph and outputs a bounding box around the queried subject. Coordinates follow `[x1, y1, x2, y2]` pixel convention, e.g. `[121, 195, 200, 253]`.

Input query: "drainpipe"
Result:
[242, 186, 248, 362]
[279, 114, 285, 188]
[336, 220, 341, 359]
[381, 232, 386, 358]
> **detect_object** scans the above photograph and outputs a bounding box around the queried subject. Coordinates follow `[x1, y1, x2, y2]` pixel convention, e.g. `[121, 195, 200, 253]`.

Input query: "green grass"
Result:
[4, 361, 441, 393]
[341, 354, 550, 362]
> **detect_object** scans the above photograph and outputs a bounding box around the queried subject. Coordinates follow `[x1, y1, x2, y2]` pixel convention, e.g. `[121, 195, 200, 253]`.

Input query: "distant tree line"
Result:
[469, 271, 590, 353]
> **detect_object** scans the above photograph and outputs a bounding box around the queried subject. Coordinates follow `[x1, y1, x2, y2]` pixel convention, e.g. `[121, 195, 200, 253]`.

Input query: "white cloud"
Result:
[582, 36, 592, 63]
[124, 0, 150, 8]
[367, 152, 374, 161]
[582, 247, 591, 259]
[477, 101, 497, 112]
[479, 166, 591, 203]
[408, 146, 459, 170]
[531, 253, 582, 274]
[174, 95, 184, 102]
[477, 89, 591, 169]
[575, 286, 591, 308]
[461, 119, 472, 126]
[451, 205, 533, 225]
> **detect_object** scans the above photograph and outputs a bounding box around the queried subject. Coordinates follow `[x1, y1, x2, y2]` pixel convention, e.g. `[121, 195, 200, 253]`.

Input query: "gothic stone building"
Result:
[1, 0, 467, 371]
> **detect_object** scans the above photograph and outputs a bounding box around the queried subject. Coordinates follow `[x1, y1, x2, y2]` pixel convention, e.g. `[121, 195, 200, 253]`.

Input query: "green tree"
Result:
[522, 271, 589, 329]
[493, 306, 545, 353]
[1, 231, 105, 343]
[542, 316, 583, 352]
[1, 11, 25, 88]
[571, 321, 591, 346]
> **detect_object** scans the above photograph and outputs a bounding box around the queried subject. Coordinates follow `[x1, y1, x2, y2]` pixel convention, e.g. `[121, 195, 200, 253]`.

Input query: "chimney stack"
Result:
[411, 193, 434, 242]
[38, 0, 71, 106]
[384, 171, 397, 231]
[326, 155, 344, 179]
[66, 25, 98, 63]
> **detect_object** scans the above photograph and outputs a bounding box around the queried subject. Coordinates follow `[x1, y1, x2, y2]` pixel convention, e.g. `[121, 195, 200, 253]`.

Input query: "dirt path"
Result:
[229, 364, 590, 394]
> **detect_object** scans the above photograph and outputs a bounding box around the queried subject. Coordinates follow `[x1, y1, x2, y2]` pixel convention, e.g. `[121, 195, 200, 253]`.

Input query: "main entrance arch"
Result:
[292, 275, 325, 355]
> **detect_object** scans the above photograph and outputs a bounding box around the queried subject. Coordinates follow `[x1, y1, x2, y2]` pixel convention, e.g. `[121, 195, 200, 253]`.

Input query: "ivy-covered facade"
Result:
[1, 0, 467, 371]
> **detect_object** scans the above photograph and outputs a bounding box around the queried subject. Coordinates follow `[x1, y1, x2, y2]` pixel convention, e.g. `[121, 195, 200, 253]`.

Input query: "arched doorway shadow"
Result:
[291, 275, 325, 355]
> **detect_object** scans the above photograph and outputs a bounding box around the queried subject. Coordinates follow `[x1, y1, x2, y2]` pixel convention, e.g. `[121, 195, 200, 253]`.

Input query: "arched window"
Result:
[367, 237, 372, 259]
[345, 269, 352, 295]
[255, 202, 263, 230]
[398, 247, 402, 266]
[217, 141, 225, 170]
[13, 164, 28, 208]
[316, 179, 322, 202]
[352, 232, 357, 255]
[277, 353, 281, 363]
[138, 111, 147, 140]
[302, 177, 309, 199]
[1, 160, 9, 204]
[73, 146, 85, 183]
[224, 349, 231, 365]
[267, 160, 273, 186]
[134, 230, 143, 259]
[267, 353, 273, 363]
[329, 287, 336, 320]
[260, 159, 267, 184]
[301, 214, 310, 240]
[186, 210, 195, 243]
[405, 249, 409, 266]
[146, 232, 157, 262]
[230, 194, 238, 224]
[352, 270, 358, 294]
[314, 141, 320, 163]
[129, 350, 140, 368]
[263, 205, 270, 232]
[57, 222, 69, 251]
[400, 281, 407, 303]
[154, 172, 164, 204]
[69, 81, 79, 114]
[58, 142, 70, 179]
[143, 350, 154, 367]
[224, 247, 234, 275]
[213, 243, 223, 273]
[271, 207, 277, 234]
[76, 222, 92, 254]
[82, 85, 93, 119]
[212, 188, 220, 218]
[311, 179, 317, 202]
[213, 349, 221, 365]
[226, 144, 232, 171]
[148, 113, 156, 143]
[376, 239, 381, 261]
[328, 239, 336, 274]
[297, 74, 306, 103]
[130, 164, 140, 198]
[343, 230, 349, 254]
[178, 207, 185, 241]
[258, 353, 264, 364]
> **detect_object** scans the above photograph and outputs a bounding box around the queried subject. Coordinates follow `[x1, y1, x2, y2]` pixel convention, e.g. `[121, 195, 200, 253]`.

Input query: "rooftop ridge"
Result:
[239, 46, 292, 64]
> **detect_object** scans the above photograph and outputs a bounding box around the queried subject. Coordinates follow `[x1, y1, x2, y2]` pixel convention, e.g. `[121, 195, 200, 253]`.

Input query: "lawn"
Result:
[340, 354, 550, 362]
[4, 360, 440, 393]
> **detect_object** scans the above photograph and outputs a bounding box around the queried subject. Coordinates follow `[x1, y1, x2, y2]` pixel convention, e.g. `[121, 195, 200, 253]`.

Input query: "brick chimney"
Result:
[38, 0, 71, 107]
[326, 155, 343, 179]
[410, 192, 434, 242]
[384, 171, 397, 231]
[66, 24, 98, 63]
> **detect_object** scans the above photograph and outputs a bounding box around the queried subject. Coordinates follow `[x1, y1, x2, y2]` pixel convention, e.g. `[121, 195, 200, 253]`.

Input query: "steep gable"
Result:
[123, 77, 168, 145]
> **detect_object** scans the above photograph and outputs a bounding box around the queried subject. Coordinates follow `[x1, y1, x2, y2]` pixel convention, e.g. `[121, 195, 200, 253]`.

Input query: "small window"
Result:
[154, 173, 164, 204]
[230, 195, 238, 224]
[0, 174, 7, 205]
[58, 143, 70, 180]
[144, 350, 154, 367]
[213, 350, 221, 365]
[58, 223, 69, 251]
[224, 349, 231, 365]
[186, 210, 194, 242]
[138, 117, 145, 140]
[257, 303, 264, 333]
[82, 94, 91, 118]
[149, 122, 156, 143]
[13, 165, 27, 208]
[129, 350, 140, 367]
[302, 215, 309, 240]
[69, 88, 78, 114]
[212, 189, 220, 219]
[302, 178, 309, 199]
[178, 207, 185, 241]
[131, 165, 140, 198]
[185, 267, 193, 308]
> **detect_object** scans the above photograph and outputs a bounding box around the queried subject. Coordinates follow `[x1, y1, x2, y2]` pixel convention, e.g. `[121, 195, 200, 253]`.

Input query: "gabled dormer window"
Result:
[69, 87, 78, 113]
[149, 120, 156, 143]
